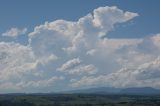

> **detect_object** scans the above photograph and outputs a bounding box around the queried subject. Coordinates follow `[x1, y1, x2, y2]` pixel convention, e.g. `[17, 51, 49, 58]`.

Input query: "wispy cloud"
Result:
[2, 27, 27, 37]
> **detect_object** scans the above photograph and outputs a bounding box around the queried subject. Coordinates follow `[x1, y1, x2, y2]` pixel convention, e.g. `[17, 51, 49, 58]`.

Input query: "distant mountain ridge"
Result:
[63, 87, 121, 94]
[120, 87, 160, 95]
[1, 87, 160, 95]
[63, 87, 160, 95]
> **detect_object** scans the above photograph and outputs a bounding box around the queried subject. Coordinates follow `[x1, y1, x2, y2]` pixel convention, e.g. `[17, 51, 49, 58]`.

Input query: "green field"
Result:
[0, 94, 160, 106]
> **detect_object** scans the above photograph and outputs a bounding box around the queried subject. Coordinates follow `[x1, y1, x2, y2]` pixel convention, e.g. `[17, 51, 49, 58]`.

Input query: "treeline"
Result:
[0, 94, 160, 106]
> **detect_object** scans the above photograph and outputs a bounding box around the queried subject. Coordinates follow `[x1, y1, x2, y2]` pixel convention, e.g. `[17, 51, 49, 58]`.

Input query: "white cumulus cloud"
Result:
[1, 6, 160, 92]
[57, 58, 81, 72]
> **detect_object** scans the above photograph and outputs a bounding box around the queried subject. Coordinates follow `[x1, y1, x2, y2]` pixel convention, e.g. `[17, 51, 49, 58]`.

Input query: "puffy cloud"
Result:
[0, 42, 35, 81]
[2, 5, 160, 92]
[57, 58, 81, 71]
[28, 6, 138, 56]
[70, 76, 106, 87]
[2, 28, 27, 37]
[63, 64, 97, 75]
[69, 64, 97, 75]
[9, 6, 141, 90]
[92, 6, 138, 37]
[0, 42, 62, 92]
[36, 54, 58, 65]
[0, 76, 64, 92]
[57, 58, 97, 75]
[17, 76, 64, 89]
[71, 57, 160, 88]
[86, 49, 96, 56]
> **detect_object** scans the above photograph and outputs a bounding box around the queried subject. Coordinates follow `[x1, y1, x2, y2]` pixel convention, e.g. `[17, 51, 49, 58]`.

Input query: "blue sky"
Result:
[0, 0, 160, 93]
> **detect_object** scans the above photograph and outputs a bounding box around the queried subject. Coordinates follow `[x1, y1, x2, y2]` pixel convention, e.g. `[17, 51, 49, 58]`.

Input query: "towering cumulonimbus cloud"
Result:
[1, 6, 160, 93]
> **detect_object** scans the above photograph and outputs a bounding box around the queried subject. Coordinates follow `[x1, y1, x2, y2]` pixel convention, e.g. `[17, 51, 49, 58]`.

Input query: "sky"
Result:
[0, 0, 160, 93]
